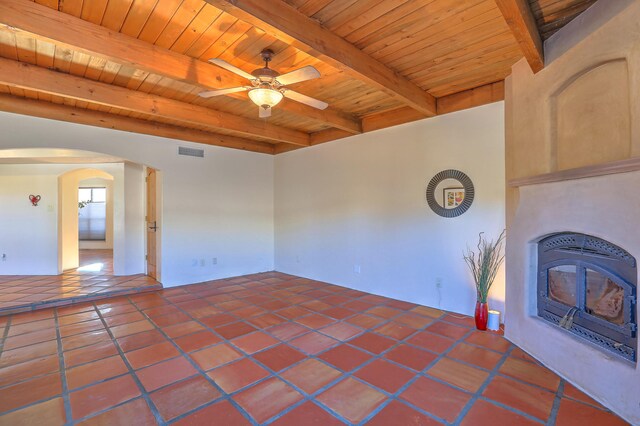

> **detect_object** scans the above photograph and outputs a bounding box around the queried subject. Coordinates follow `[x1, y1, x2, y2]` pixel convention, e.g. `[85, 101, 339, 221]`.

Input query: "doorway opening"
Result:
[58, 168, 115, 273]
[0, 148, 162, 314]
[77, 177, 113, 273]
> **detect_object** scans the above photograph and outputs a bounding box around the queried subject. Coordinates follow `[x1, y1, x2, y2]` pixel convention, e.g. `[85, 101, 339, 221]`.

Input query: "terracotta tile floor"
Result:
[0, 272, 628, 425]
[0, 250, 161, 315]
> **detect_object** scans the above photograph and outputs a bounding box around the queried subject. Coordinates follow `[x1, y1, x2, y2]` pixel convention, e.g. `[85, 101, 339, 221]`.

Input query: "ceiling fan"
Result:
[198, 49, 328, 118]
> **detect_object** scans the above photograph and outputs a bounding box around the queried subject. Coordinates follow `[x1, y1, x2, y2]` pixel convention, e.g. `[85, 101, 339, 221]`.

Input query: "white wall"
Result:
[0, 112, 274, 286]
[275, 103, 506, 316]
[0, 165, 59, 275]
[0, 163, 125, 275]
[0, 104, 503, 302]
[123, 163, 145, 276]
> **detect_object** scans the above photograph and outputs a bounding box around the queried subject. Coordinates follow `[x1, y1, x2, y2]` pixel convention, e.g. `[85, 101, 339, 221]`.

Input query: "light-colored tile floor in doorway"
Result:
[0, 250, 160, 315]
[0, 272, 627, 425]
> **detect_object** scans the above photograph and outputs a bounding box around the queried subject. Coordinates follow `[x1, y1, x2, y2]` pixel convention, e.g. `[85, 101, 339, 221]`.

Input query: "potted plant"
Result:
[78, 200, 89, 216]
[463, 230, 505, 330]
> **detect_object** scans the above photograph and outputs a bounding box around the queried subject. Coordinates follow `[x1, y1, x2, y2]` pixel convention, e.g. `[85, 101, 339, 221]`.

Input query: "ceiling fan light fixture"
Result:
[248, 88, 283, 109]
[202, 50, 325, 118]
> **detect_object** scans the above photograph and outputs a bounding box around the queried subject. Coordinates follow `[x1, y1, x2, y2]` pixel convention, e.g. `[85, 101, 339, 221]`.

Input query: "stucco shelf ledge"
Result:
[508, 157, 640, 187]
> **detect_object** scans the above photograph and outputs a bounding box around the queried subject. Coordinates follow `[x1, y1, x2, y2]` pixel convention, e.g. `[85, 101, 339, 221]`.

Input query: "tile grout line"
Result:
[450, 343, 516, 426]
[268, 288, 475, 424]
[0, 251, 158, 316]
[84, 301, 167, 426]
[171, 283, 441, 425]
[155, 276, 493, 424]
[231, 287, 381, 425]
[546, 379, 565, 426]
[451, 343, 550, 426]
[0, 300, 528, 406]
[155, 279, 361, 425]
[0, 315, 11, 355]
[158, 284, 363, 424]
[0, 273, 623, 425]
[0, 284, 162, 317]
[0, 301, 463, 422]
[123, 294, 260, 426]
[52, 308, 73, 425]
[354, 324, 481, 426]
[4, 298, 503, 384]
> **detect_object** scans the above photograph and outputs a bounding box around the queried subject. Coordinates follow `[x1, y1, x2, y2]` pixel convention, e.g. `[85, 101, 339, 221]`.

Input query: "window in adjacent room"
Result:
[78, 187, 107, 241]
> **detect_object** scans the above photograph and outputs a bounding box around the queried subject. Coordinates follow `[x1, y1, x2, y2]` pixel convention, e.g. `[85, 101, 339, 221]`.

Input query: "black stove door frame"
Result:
[537, 233, 637, 362]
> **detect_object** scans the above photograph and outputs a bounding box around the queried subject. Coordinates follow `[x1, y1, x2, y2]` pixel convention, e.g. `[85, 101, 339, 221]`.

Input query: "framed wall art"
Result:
[443, 187, 465, 209]
[426, 169, 474, 218]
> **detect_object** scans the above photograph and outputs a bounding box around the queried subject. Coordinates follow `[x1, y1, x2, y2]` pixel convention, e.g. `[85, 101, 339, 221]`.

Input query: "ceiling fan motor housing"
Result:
[252, 67, 280, 81]
[252, 49, 280, 81]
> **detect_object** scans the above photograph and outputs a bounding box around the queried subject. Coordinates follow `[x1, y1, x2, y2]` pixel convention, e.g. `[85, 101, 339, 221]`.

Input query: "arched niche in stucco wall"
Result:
[551, 59, 631, 171]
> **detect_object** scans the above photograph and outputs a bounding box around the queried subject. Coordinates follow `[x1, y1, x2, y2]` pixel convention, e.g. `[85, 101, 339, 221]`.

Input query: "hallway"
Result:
[0, 250, 160, 315]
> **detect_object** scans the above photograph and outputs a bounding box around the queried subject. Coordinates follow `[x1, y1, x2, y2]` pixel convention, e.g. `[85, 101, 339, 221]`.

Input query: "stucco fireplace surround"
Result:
[506, 170, 640, 423]
[505, 1, 640, 422]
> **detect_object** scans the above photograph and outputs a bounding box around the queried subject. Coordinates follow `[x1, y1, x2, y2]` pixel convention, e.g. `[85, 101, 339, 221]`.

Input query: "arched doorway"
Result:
[0, 149, 161, 278]
[0, 149, 163, 313]
[58, 168, 115, 273]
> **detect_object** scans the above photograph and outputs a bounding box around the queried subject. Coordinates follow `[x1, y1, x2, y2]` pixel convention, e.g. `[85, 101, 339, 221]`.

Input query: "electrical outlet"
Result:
[212, 257, 217, 265]
[436, 277, 442, 288]
[354, 264, 361, 274]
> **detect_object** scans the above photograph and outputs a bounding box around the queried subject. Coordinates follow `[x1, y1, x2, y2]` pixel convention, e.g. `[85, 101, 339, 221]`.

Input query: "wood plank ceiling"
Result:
[530, 0, 598, 40]
[0, 0, 596, 155]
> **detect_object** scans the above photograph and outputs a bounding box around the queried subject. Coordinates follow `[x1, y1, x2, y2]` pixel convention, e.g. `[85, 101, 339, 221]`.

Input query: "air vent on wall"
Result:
[178, 147, 204, 158]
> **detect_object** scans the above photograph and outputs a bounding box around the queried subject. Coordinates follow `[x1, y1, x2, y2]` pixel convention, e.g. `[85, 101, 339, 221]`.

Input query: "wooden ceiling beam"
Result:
[278, 98, 361, 134]
[204, 0, 437, 117]
[362, 81, 505, 132]
[311, 129, 354, 145]
[436, 81, 504, 115]
[274, 143, 303, 155]
[362, 107, 426, 133]
[0, 94, 275, 154]
[495, 0, 544, 73]
[0, 58, 309, 146]
[0, 0, 361, 134]
[273, 128, 354, 155]
[274, 81, 505, 154]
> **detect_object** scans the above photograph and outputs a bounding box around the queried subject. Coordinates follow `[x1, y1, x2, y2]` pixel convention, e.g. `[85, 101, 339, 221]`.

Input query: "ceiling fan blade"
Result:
[283, 90, 328, 110]
[198, 86, 248, 98]
[258, 106, 272, 118]
[276, 66, 321, 85]
[207, 58, 256, 80]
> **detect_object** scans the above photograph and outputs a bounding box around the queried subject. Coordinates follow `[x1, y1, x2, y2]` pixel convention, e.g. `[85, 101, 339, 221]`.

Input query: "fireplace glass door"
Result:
[538, 233, 637, 362]
[548, 265, 577, 306]
[585, 269, 625, 326]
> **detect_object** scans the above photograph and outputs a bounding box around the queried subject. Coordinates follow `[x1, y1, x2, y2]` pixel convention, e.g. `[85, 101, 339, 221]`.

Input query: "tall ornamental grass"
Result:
[463, 230, 506, 303]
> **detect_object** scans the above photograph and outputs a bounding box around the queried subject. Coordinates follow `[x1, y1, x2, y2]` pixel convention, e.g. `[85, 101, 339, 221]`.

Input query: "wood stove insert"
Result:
[537, 233, 637, 362]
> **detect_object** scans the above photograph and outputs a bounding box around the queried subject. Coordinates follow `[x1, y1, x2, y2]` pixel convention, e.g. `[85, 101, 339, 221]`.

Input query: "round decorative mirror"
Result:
[426, 169, 474, 218]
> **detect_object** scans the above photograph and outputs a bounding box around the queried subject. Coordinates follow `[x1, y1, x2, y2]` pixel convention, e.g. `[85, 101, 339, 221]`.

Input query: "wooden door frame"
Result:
[145, 166, 162, 282]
